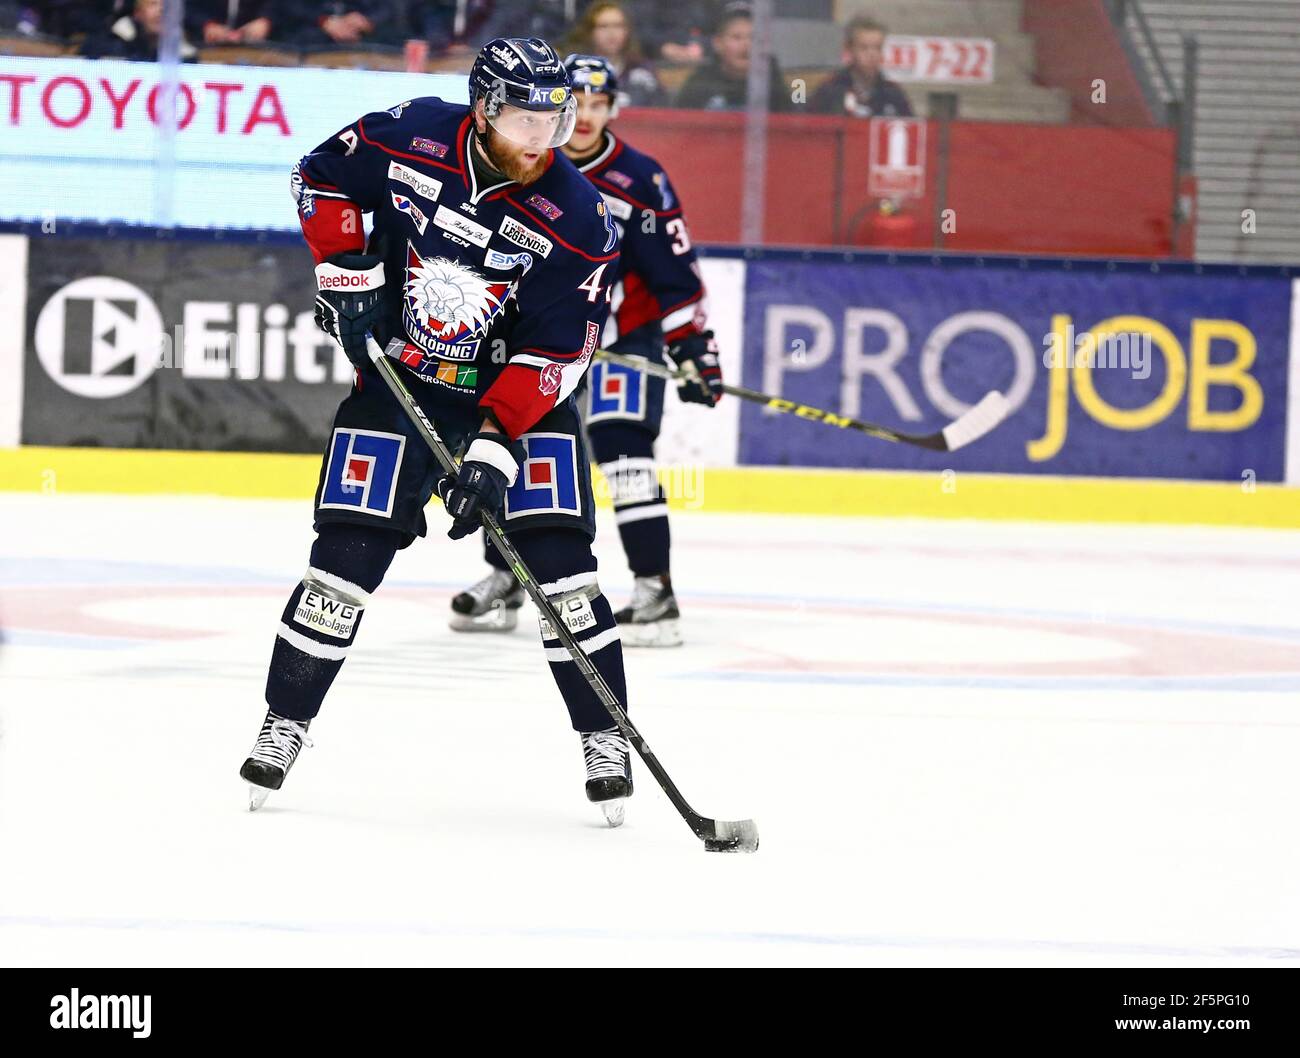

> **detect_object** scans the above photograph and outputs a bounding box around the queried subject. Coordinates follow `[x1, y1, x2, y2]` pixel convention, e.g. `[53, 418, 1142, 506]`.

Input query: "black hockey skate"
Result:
[449, 568, 525, 632]
[582, 727, 633, 828]
[613, 574, 682, 647]
[239, 710, 311, 811]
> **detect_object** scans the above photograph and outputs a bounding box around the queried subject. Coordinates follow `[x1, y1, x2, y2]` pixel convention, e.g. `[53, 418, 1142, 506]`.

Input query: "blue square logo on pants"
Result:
[587, 360, 646, 422]
[319, 429, 406, 517]
[504, 433, 581, 518]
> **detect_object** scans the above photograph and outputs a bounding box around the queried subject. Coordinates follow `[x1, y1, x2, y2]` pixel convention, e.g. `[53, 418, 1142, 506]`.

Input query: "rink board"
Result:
[2, 227, 1299, 526]
[2, 444, 1298, 528]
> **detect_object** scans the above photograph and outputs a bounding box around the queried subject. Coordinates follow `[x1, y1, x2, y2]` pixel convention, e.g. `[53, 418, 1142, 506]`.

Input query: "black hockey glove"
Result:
[437, 431, 526, 540]
[666, 329, 723, 407]
[314, 253, 387, 370]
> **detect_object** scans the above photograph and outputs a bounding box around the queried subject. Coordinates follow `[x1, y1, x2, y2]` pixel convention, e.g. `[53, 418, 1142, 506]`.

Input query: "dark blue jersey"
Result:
[293, 96, 620, 439]
[574, 131, 707, 345]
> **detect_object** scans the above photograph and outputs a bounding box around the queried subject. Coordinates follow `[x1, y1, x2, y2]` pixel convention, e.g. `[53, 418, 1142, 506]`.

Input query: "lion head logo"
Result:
[403, 246, 510, 350]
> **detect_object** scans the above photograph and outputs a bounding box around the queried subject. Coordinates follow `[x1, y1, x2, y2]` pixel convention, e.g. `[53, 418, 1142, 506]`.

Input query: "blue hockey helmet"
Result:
[469, 38, 576, 148]
[563, 54, 621, 107]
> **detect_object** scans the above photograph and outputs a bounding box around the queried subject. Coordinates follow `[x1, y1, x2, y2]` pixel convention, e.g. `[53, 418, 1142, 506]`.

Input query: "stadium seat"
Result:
[304, 48, 407, 72]
[0, 34, 70, 57]
[197, 45, 302, 68]
[427, 55, 475, 74]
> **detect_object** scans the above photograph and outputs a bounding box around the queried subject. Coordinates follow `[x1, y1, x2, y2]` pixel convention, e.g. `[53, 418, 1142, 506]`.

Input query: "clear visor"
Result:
[488, 98, 577, 150]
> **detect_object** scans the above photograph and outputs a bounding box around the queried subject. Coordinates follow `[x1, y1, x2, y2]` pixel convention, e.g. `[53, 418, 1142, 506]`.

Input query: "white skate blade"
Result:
[600, 799, 626, 828]
[619, 618, 683, 648]
[448, 602, 520, 633]
[247, 785, 270, 812]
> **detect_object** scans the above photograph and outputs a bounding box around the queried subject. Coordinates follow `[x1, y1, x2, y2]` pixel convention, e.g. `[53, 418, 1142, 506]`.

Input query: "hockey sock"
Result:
[513, 527, 629, 733]
[589, 423, 670, 577]
[265, 524, 401, 721]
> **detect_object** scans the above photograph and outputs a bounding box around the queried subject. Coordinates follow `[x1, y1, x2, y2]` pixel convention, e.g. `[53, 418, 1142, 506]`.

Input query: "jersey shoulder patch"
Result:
[361, 96, 468, 153]
[525, 157, 618, 258]
[594, 137, 673, 213]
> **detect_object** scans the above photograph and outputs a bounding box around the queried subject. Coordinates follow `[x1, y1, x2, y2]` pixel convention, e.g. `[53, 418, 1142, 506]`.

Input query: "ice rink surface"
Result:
[1, 491, 1298, 967]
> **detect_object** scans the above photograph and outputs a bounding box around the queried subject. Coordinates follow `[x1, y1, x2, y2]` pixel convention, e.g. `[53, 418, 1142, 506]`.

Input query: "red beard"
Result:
[483, 128, 548, 185]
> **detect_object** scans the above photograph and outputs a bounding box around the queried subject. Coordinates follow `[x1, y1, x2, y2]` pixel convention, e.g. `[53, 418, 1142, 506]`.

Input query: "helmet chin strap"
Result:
[470, 112, 511, 183]
[472, 106, 492, 155]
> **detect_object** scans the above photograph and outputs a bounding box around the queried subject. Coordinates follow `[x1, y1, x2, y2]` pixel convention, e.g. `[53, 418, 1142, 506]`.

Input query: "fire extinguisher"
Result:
[863, 198, 920, 248]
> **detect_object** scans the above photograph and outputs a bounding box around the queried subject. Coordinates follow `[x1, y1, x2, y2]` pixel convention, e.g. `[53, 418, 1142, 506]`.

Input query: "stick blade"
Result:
[941, 391, 1011, 451]
[702, 818, 760, 854]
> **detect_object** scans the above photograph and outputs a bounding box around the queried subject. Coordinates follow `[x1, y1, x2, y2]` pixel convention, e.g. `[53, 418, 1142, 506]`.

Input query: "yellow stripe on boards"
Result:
[1, 447, 1297, 529]
[0, 447, 320, 499]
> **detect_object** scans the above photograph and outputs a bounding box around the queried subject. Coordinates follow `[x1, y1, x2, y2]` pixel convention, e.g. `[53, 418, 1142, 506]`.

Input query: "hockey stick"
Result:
[365, 335, 758, 854]
[595, 347, 1012, 452]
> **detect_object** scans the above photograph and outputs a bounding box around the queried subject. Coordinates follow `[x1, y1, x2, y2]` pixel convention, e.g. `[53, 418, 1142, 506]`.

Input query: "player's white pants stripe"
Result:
[615, 503, 669, 525]
[540, 570, 598, 595]
[306, 566, 372, 605]
[276, 622, 351, 661]
[543, 625, 622, 661]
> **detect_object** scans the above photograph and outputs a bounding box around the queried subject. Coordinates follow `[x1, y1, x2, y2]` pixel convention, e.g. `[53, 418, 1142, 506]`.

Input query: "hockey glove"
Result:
[314, 253, 387, 370]
[437, 431, 526, 540]
[666, 329, 723, 407]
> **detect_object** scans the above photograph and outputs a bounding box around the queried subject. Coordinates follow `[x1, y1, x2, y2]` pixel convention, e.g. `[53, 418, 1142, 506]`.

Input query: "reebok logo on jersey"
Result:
[499, 215, 553, 258]
[388, 161, 443, 203]
[392, 192, 428, 234]
[434, 205, 492, 247]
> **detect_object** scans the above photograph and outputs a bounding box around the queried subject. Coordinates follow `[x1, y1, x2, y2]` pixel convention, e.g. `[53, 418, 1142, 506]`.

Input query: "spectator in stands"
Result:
[21, 0, 116, 39]
[278, 1, 407, 48]
[80, 0, 197, 60]
[469, 0, 573, 50]
[559, 2, 662, 107]
[619, 0, 717, 64]
[675, 2, 787, 112]
[809, 16, 912, 117]
[408, 0, 462, 55]
[186, 0, 271, 45]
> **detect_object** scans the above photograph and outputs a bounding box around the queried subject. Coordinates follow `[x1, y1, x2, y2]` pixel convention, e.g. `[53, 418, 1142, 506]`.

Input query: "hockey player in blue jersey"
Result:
[240, 38, 638, 827]
[449, 53, 724, 648]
